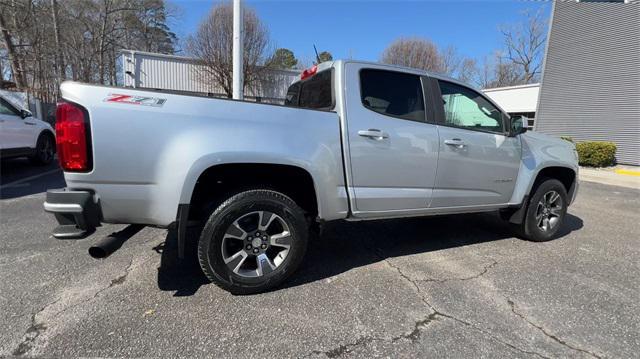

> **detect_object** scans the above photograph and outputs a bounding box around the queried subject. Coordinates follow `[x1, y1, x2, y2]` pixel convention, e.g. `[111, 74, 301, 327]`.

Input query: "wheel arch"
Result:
[531, 166, 576, 195]
[181, 161, 320, 222]
[37, 129, 56, 151]
[506, 165, 577, 224]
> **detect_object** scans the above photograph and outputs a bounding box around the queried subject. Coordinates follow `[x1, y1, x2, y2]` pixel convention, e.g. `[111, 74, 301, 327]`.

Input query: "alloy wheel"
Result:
[535, 190, 563, 232]
[221, 211, 292, 278]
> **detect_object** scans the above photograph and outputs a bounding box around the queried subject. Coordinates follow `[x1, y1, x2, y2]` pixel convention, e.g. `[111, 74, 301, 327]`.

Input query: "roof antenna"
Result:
[313, 44, 321, 64]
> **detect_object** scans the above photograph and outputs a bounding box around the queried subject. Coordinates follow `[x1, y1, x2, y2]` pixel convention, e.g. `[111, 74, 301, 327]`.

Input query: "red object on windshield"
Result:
[300, 65, 318, 80]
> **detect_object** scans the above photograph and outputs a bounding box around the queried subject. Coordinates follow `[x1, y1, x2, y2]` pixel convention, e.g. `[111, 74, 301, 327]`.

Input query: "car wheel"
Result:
[197, 189, 309, 294]
[516, 178, 568, 242]
[30, 133, 55, 165]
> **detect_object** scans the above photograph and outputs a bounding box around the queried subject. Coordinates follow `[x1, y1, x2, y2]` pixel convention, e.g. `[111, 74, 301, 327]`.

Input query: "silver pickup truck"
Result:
[45, 60, 578, 294]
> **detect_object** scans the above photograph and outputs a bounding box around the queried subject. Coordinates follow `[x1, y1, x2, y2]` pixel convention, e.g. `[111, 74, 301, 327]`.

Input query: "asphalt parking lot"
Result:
[1, 159, 639, 358]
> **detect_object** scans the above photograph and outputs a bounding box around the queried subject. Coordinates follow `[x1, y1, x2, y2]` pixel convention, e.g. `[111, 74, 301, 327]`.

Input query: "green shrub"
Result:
[560, 136, 574, 143]
[575, 141, 617, 167]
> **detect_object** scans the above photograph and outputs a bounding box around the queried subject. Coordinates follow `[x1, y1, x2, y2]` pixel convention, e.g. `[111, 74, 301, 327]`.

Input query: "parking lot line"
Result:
[0, 168, 62, 190]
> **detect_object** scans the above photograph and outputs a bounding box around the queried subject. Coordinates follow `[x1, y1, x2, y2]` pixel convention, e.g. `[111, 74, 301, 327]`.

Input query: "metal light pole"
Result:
[232, 0, 244, 100]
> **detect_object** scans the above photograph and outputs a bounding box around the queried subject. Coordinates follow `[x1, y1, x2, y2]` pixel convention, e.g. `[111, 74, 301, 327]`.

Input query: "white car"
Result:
[0, 94, 55, 165]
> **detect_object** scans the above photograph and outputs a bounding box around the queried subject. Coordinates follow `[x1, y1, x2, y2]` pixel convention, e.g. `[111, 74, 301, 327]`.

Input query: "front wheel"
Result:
[30, 133, 55, 165]
[515, 178, 568, 242]
[197, 189, 309, 294]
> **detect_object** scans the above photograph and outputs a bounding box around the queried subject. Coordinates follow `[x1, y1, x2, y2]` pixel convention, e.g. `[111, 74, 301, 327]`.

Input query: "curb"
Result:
[579, 168, 640, 190]
[614, 169, 640, 177]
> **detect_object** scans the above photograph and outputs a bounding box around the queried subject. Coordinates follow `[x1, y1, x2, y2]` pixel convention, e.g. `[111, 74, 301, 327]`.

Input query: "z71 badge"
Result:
[104, 94, 166, 107]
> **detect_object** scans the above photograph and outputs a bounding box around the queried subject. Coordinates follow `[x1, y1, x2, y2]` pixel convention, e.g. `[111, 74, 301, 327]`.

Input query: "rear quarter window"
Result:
[285, 69, 334, 110]
[359, 69, 425, 122]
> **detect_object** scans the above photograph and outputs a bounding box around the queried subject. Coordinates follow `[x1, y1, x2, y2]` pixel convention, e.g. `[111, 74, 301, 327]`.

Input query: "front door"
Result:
[0, 98, 31, 150]
[430, 80, 521, 207]
[344, 64, 440, 212]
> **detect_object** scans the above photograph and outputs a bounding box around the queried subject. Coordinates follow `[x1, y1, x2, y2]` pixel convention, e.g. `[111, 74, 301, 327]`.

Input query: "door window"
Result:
[360, 69, 425, 122]
[437, 81, 506, 133]
[0, 98, 20, 116]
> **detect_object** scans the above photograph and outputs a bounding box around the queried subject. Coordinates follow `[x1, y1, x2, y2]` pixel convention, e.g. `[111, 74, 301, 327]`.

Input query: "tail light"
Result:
[55, 101, 92, 172]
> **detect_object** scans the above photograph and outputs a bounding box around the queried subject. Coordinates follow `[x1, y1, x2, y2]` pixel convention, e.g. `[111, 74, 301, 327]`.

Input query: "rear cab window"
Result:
[284, 69, 334, 110]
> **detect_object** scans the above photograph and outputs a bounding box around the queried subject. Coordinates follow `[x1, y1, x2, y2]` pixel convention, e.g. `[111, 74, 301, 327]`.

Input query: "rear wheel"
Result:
[515, 178, 568, 242]
[197, 189, 309, 294]
[30, 133, 54, 165]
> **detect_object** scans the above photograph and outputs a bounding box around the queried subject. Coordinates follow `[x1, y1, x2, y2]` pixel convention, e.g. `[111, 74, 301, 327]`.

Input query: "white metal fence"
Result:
[119, 50, 300, 104]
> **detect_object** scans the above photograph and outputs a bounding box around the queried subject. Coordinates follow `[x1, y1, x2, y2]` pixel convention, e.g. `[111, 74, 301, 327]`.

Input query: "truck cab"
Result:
[286, 61, 576, 218]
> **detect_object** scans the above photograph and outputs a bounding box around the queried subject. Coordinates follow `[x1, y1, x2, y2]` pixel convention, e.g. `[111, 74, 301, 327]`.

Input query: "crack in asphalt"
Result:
[507, 299, 603, 359]
[10, 257, 136, 356]
[309, 307, 441, 358]
[380, 257, 551, 359]
[416, 259, 499, 283]
[10, 299, 59, 357]
[390, 311, 440, 343]
[310, 242, 550, 359]
[311, 336, 380, 358]
[110, 258, 134, 287]
[311, 312, 443, 357]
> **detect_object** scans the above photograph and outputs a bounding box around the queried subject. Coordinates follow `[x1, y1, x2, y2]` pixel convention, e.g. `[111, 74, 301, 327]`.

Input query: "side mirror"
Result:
[510, 116, 527, 136]
[20, 109, 32, 119]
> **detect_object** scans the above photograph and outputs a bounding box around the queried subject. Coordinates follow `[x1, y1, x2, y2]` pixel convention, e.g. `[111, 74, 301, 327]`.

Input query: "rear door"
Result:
[344, 63, 440, 213]
[430, 79, 521, 207]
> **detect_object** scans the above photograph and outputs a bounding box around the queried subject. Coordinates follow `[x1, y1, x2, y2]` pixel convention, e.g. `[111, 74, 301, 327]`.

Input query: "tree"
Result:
[187, 3, 271, 98]
[0, 0, 177, 101]
[439, 45, 461, 76]
[478, 52, 525, 88]
[457, 58, 479, 85]
[267, 48, 297, 69]
[381, 37, 444, 73]
[317, 51, 332, 63]
[380, 37, 478, 85]
[499, 9, 546, 84]
[0, 4, 27, 89]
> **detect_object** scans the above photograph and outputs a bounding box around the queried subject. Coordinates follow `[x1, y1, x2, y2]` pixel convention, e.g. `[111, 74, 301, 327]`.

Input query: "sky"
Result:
[168, 0, 551, 66]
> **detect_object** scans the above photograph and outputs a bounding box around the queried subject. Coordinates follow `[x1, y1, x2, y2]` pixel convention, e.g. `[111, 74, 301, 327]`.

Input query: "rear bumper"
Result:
[44, 189, 101, 239]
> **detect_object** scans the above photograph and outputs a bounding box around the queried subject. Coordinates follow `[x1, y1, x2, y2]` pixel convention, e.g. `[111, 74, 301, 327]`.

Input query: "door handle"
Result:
[24, 122, 36, 125]
[358, 129, 388, 140]
[444, 138, 466, 148]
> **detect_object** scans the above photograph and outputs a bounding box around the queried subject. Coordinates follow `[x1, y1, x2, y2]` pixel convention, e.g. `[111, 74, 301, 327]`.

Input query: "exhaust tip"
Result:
[87, 224, 145, 259]
[88, 246, 109, 259]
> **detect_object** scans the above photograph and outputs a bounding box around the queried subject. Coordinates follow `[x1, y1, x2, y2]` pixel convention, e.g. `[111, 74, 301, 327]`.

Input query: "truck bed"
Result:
[59, 82, 348, 226]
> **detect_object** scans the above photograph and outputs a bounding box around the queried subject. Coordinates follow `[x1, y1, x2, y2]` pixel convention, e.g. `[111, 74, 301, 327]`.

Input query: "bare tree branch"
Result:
[186, 3, 272, 98]
[499, 8, 546, 84]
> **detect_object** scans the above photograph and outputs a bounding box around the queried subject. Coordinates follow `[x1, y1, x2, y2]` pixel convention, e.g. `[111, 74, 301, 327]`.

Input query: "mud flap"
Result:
[508, 195, 529, 224]
[176, 204, 190, 259]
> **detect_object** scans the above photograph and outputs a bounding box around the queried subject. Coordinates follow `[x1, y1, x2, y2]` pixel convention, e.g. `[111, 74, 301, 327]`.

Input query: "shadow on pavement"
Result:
[0, 158, 64, 200]
[286, 212, 583, 290]
[156, 226, 209, 297]
[155, 211, 583, 296]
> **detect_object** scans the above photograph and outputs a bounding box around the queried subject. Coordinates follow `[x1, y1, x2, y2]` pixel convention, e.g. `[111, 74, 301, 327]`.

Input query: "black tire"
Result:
[30, 133, 55, 165]
[197, 189, 309, 295]
[515, 178, 568, 242]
